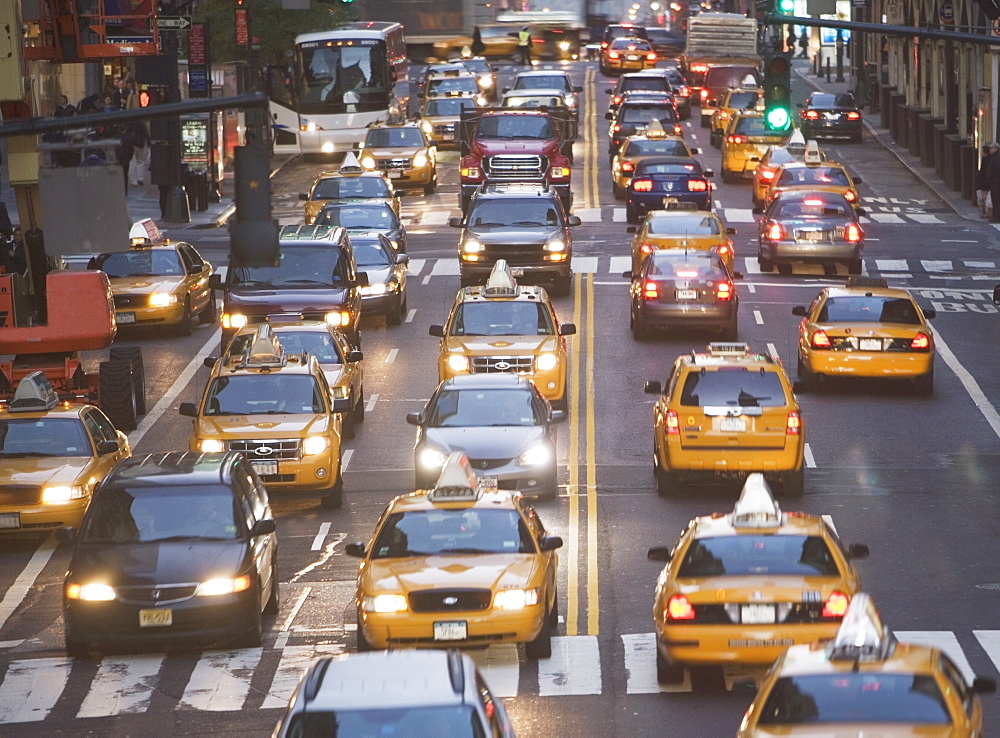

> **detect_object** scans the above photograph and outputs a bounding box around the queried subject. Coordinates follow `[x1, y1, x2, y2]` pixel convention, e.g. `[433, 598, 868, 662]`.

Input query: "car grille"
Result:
[484, 155, 546, 181]
[376, 157, 411, 170]
[481, 243, 548, 265]
[229, 439, 302, 460]
[433, 124, 456, 135]
[471, 356, 534, 374]
[467, 458, 510, 471]
[115, 584, 198, 606]
[113, 294, 147, 309]
[408, 589, 493, 613]
[0, 485, 41, 506]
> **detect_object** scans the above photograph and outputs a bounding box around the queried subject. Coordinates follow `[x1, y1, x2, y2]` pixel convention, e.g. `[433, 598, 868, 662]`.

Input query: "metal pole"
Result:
[160, 26, 191, 223]
[835, 29, 845, 82]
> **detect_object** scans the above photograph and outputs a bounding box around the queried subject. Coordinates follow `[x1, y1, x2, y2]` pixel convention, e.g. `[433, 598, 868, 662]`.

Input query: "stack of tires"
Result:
[99, 346, 146, 432]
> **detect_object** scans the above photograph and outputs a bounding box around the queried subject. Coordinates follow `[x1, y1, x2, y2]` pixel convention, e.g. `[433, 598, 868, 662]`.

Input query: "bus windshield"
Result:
[297, 38, 388, 113]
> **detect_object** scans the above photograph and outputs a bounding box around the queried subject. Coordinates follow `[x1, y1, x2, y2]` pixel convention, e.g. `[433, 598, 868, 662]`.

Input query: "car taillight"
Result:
[687, 179, 708, 192]
[601, 41, 609, 49]
[786, 411, 801, 435]
[700, 89, 708, 99]
[666, 593, 694, 620]
[845, 223, 862, 242]
[715, 281, 733, 300]
[910, 332, 931, 350]
[822, 591, 849, 618]
[622, 160, 635, 172]
[846, 111, 861, 120]
[643, 280, 658, 299]
[613, 124, 622, 132]
[692, 64, 708, 72]
[609, 51, 621, 59]
[726, 134, 747, 144]
[844, 190, 857, 202]
[766, 222, 784, 240]
[612, 95, 622, 105]
[760, 168, 776, 181]
[673, 125, 684, 135]
[632, 179, 653, 192]
[717, 243, 733, 259]
[803, 110, 820, 120]
[664, 409, 679, 435]
[811, 329, 831, 349]
[679, 86, 690, 97]
[646, 52, 657, 61]
[640, 243, 653, 255]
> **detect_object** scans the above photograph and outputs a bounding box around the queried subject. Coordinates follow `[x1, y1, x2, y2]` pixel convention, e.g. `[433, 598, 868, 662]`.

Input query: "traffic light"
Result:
[763, 52, 792, 133]
[776, 0, 794, 13]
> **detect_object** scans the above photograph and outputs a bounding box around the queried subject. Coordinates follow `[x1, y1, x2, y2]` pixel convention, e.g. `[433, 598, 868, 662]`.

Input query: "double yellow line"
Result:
[580, 69, 601, 211]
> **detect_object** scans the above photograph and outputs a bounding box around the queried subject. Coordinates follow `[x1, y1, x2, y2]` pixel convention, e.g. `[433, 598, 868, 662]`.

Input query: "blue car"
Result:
[626, 156, 713, 224]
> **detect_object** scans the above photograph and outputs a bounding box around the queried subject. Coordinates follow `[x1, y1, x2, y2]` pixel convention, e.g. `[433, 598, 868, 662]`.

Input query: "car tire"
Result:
[263, 558, 279, 616]
[710, 131, 720, 148]
[613, 181, 625, 201]
[357, 618, 373, 651]
[782, 468, 804, 498]
[656, 646, 685, 684]
[700, 115, 710, 128]
[553, 393, 568, 413]
[626, 208, 639, 225]
[848, 258, 863, 275]
[758, 254, 774, 273]
[632, 313, 650, 341]
[914, 368, 934, 396]
[549, 588, 559, 627]
[552, 275, 571, 298]
[796, 356, 814, 392]
[321, 460, 344, 509]
[110, 346, 145, 416]
[690, 665, 725, 694]
[354, 388, 366, 424]
[65, 625, 91, 659]
[525, 611, 553, 659]
[424, 181, 437, 196]
[238, 608, 263, 648]
[721, 169, 735, 184]
[655, 463, 679, 497]
[177, 296, 194, 337]
[777, 262, 793, 276]
[199, 290, 217, 324]
[386, 297, 403, 326]
[343, 406, 356, 439]
[99, 359, 138, 432]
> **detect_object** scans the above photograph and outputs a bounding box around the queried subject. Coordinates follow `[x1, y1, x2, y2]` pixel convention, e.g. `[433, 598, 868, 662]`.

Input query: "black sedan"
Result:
[798, 92, 863, 143]
[626, 157, 713, 223]
[60, 452, 278, 655]
[351, 231, 409, 325]
[315, 201, 407, 254]
[623, 249, 740, 340]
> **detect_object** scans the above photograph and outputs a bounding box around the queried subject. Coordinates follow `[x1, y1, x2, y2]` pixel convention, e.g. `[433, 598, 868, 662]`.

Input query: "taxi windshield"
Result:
[449, 301, 554, 336]
[286, 706, 481, 736]
[202, 375, 326, 415]
[504, 94, 563, 109]
[316, 204, 399, 231]
[625, 140, 690, 157]
[81, 487, 241, 543]
[678, 535, 840, 577]
[514, 75, 571, 91]
[778, 166, 850, 186]
[0, 418, 92, 457]
[426, 77, 479, 96]
[620, 105, 676, 125]
[647, 215, 720, 235]
[476, 115, 554, 140]
[371, 509, 535, 558]
[424, 98, 476, 116]
[231, 245, 347, 288]
[468, 199, 561, 228]
[818, 296, 921, 325]
[227, 331, 344, 364]
[680, 369, 786, 407]
[427, 388, 543, 427]
[94, 249, 183, 277]
[312, 177, 389, 200]
[365, 127, 425, 148]
[758, 674, 950, 725]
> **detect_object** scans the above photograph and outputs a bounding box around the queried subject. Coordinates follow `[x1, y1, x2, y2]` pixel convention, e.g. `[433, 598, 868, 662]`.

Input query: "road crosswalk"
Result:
[1, 629, 998, 722]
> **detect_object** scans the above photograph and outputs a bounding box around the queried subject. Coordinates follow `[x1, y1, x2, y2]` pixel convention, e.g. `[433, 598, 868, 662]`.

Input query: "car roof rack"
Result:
[9, 371, 60, 413]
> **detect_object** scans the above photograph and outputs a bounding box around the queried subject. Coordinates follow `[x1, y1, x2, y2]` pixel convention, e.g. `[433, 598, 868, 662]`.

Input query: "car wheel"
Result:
[321, 460, 344, 509]
[721, 169, 734, 184]
[110, 346, 145, 416]
[237, 606, 263, 648]
[552, 393, 568, 413]
[655, 463, 679, 497]
[386, 296, 403, 326]
[356, 615, 373, 652]
[343, 406, 356, 439]
[796, 356, 814, 392]
[524, 610, 553, 659]
[632, 313, 650, 341]
[626, 208, 639, 225]
[549, 588, 559, 627]
[758, 253, 774, 272]
[777, 262, 793, 276]
[914, 368, 934, 396]
[656, 646, 685, 684]
[690, 665, 725, 694]
[177, 296, 194, 337]
[354, 388, 366, 424]
[99, 359, 138, 432]
[700, 115, 710, 128]
[263, 557, 279, 616]
[199, 290, 218, 324]
[710, 131, 720, 148]
[613, 181, 625, 201]
[848, 258, 863, 275]
[65, 625, 91, 659]
[424, 181, 437, 195]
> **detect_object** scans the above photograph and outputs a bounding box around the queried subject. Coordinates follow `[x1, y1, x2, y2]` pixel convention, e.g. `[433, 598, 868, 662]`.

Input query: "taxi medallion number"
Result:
[139, 609, 173, 628]
[118, 312, 137, 325]
[433, 621, 468, 641]
[0, 513, 20, 529]
[720, 417, 747, 432]
[859, 338, 882, 351]
[741, 604, 776, 624]
[251, 461, 278, 476]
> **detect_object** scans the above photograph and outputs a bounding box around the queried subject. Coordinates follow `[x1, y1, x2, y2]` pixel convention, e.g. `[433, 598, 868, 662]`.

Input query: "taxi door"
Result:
[179, 244, 213, 318]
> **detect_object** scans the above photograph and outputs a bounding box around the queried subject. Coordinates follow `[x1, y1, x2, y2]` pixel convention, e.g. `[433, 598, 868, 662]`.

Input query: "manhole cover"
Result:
[975, 583, 1000, 590]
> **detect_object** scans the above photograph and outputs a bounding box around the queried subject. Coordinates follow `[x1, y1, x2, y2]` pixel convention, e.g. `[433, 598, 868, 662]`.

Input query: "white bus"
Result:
[267, 21, 409, 157]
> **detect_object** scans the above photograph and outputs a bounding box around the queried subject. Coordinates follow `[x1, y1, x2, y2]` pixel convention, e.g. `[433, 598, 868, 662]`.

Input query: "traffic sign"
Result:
[993, 17, 1000, 36]
[157, 16, 191, 30]
[939, 1, 954, 24]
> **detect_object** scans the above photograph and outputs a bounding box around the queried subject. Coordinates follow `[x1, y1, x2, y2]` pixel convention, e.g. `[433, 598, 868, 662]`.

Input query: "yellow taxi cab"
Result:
[792, 277, 937, 395]
[601, 37, 657, 75]
[217, 321, 365, 439]
[643, 343, 805, 497]
[344, 452, 563, 658]
[610, 121, 699, 199]
[429, 261, 576, 411]
[0, 372, 130, 533]
[359, 115, 438, 195]
[647, 474, 868, 692]
[749, 130, 824, 207]
[179, 325, 348, 508]
[709, 84, 762, 148]
[88, 219, 214, 335]
[765, 141, 863, 212]
[299, 155, 399, 224]
[626, 206, 737, 272]
[420, 95, 479, 148]
[720, 110, 790, 184]
[431, 26, 522, 62]
[738, 593, 996, 736]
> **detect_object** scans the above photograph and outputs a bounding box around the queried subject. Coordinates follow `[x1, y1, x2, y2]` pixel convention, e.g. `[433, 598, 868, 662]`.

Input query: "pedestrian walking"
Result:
[128, 123, 150, 186]
[786, 29, 797, 53]
[117, 128, 134, 193]
[471, 26, 486, 56]
[797, 32, 809, 59]
[53, 95, 76, 118]
[517, 26, 531, 66]
[979, 142, 999, 218]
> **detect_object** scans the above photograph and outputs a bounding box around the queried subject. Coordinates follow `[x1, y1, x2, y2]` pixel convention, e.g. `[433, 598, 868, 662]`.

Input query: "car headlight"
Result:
[413, 153, 428, 168]
[462, 238, 483, 254]
[559, 40, 571, 52]
[551, 167, 570, 178]
[545, 239, 565, 252]
[300, 121, 318, 133]
[479, 75, 493, 88]
[325, 310, 351, 327]
[363, 594, 408, 613]
[447, 353, 470, 372]
[517, 444, 552, 467]
[361, 282, 390, 296]
[66, 582, 116, 601]
[476, 95, 487, 107]
[196, 576, 251, 597]
[421, 119, 433, 134]
[222, 313, 248, 329]
[302, 436, 329, 455]
[42, 485, 85, 503]
[417, 446, 449, 470]
[564, 93, 575, 106]
[360, 156, 376, 170]
[536, 352, 558, 371]
[148, 292, 179, 307]
[493, 588, 540, 610]
[198, 439, 226, 453]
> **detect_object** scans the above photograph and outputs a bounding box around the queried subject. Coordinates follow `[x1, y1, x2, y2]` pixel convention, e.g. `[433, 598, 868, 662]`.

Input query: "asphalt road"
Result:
[2, 59, 1000, 736]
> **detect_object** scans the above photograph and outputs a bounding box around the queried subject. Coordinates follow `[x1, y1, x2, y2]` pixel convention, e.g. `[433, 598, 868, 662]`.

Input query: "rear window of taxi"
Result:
[817, 296, 921, 325]
[625, 140, 691, 157]
[679, 369, 787, 408]
[621, 104, 677, 125]
[733, 116, 771, 136]
[648, 254, 725, 280]
[777, 166, 851, 186]
[678, 535, 840, 577]
[647, 214, 720, 235]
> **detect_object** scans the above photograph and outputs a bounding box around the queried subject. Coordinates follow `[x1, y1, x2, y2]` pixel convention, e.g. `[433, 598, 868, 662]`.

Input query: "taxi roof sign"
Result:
[845, 276, 888, 289]
[240, 324, 287, 369]
[740, 74, 758, 89]
[129, 218, 162, 247]
[707, 342, 751, 356]
[729, 473, 782, 527]
[9, 371, 60, 413]
[428, 452, 481, 502]
[340, 152, 364, 174]
[644, 119, 666, 138]
[786, 129, 806, 152]
[826, 593, 896, 663]
[482, 260, 518, 298]
[804, 139, 823, 165]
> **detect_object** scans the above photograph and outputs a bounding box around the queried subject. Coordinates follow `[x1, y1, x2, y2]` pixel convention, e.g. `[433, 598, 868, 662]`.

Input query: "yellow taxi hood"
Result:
[110, 276, 185, 295]
[744, 726, 954, 737]
[677, 575, 846, 601]
[812, 323, 929, 338]
[364, 554, 540, 594]
[3, 456, 94, 487]
[444, 335, 560, 355]
[365, 146, 423, 157]
[196, 414, 332, 438]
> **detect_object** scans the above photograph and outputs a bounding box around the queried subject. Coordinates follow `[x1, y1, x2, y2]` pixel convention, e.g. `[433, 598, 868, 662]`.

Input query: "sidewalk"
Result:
[792, 58, 983, 223]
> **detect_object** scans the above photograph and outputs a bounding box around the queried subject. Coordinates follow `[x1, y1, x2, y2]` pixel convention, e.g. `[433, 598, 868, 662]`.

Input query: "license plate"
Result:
[676, 289, 698, 300]
[139, 608, 173, 628]
[477, 475, 498, 488]
[662, 197, 679, 206]
[720, 417, 746, 432]
[388, 169, 402, 179]
[859, 338, 882, 351]
[433, 621, 468, 641]
[0, 513, 20, 529]
[627, 55, 639, 61]
[799, 231, 823, 242]
[117, 312, 136, 324]
[741, 604, 776, 624]
[510, 267, 524, 277]
[250, 461, 278, 476]
[442, 133, 454, 141]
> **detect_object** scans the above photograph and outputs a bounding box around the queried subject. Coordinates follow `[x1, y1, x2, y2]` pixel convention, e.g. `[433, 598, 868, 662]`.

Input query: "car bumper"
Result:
[115, 303, 186, 328]
[440, 364, 567, 403]
[416, 457, 556, 495]
[762, 240, 862, 264]
[459, 256, 571, 283]
[804, 351, 935, 379]
[637, 302, 736, 328]
[604, 58, 651, 72]
[0, 501, 88, 533]
[360, 290, 400, 317]
[359, 604, 546, 649]
[658, 443, 803, 474]
[801, 120, 862, 137]
[189, 440, 341, 492]
[629, 193, 712, 213]
[722, 155, 760, 178]
[658, 621, 839, 665]
[382, 165, 435, 187]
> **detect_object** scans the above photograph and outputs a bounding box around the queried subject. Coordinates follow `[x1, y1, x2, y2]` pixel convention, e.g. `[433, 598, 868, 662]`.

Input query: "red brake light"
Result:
[622, 160, 635, 172]
[673, 125, 683, 135]
[613, 124, 622, 132]
[845, 223, 862, 242]
[632, 179, 653, 192]
[715, 281, 733, 300]
[609, 51, 621, 59]
[822, 591, 850, 618]
[601, 41, 609, 48]
[843, 190, 857, 202]
[646, 52, 657, 61]
[766, 222, 784, 240]
[612, 95, 622, 104]
[663, 409, 679, 435]
[666, 593, 694, 620]
[910, 332, 931, 350]
[691, 64, 708, 72]
[679, 86, 690, 97]
[687, 179, 708, 192]
[640, 243, 653, 255]
[803, 198, 824, 206]
[803, 110, 820, 120]
[675, 269, 698, 278]
[718, 243, 733, 258]
[643, 280, 658, 300]
[846, 111, 861, 120]
[786, 411, 801, 436]
[811, 329, 831, 349]
[760, 168, 775, 181]
[700, 89, 708, 99]
[726, 135, 747, 144]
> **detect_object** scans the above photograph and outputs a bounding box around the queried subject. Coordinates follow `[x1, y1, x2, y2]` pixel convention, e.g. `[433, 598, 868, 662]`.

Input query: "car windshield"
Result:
[449, 301, 555, 336]
[476, 115, 554, 140]
[230, 245, 347, 288]
[611, 39, 652, 51]
[504, 94, 563, 109]
[647, 215, 720, 235]
[776, 199, 851, 217]
[678, 535, 840, 577]
[371, 509, 535, 558]
[365, 127, 425, 148]
[515, 75, 571, 91]
[227, 330, 344, 364]
[286, 706, 485, 736]
[468, 199, 561, 228]
[733, 117, 772, 136]
[636, 163, 701, 175]
[818, 296, 922, 325]
[727, 91, 759, 109]
[810, 93, 856, 108]
[351, 238, 394, 267]
[758, 674, 950, 725]
[202, 375, 326, 415]
[626, 140, 690, 157]
[647, 256, 723, 279]
[427, 77, 479, 96]
[94, 249, 183, 277]
[620, 77, 669, 93]
[424, 98, 476, 116]
[0, 418, 92, 457]
[312, 176, 390, 200]
[778, 166, 851, 186]
[680, 369, 787, 407]
[620, 105, 676, 125]
[316, 204, 399, 231]
[81, 486, 242, 543]
[427, 388, 542, 427]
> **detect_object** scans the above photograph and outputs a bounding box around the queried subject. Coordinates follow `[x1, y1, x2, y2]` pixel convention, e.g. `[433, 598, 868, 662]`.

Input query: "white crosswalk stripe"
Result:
[922, 260, 953, 272]
[0, 657, 72, 723]
[469, 643, 520, 698]
[719, 208, 756, 224]
[178, 648, 262, 712]
[868, 212, 907, 224]
[261, 644, 345, 709]
[875, 259, 909, 271]
[538, 635, 602, 696]
[609, 255, 631, 274]
[77, 654, 164, 718]
[574, 256, 599, 274]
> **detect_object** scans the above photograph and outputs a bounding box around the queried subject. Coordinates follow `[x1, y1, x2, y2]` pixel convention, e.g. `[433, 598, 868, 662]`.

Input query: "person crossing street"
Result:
[517, 26, 531, 66]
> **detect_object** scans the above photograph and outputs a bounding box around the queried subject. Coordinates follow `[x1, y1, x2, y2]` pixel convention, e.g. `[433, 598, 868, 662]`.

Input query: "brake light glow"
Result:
[802, 110, 820, 120]
[664, 409, 680, 435]
[612, 95, 622, 105]
[691, 64, 708, 72]
[845, 223, 862, 242]
[609, 51, 621, 59]
[718, 243, 733, 258]
[679, 86, 691, 97]
[687, 179, 708, 192]
[646, 52, 657, 61]
[640, 243, 653, 255]
[760, 168, 776, 181]
[632, 179, 654, 192]
[910, 332, 931, 350]
[700, 89, 709, 99]
[613, 124, 622, 132]
[666, 593, 695, 620]
[822, 591, 850, 618]
[622, 160, 635, 172]
[786, 411, 801, 435]
[726, 135, 747, 144]
[675, 269, 698, 278]
[811, 330, 831, 348]
[846, 111, 861, 120]
[715, 281, 733, 300]
[643, 280, 658, 299]
[803, 198, 824, 206]
[766, 222, 784, 240]
[673, 125, 684, 135]
[601, 41, 609, 49]
[844, 190, 857, 202]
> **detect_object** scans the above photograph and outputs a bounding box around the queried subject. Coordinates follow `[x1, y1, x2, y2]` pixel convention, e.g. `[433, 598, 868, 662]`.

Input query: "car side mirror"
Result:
[501, 87, 510, 94]
[752, 207, 764, 215]
[56, 526, 77, 544]
[559, 323, 577, 336]
[605, 112, 614, 120]
[694, 147, 703, 155]
[567, 215, 582, 226]
[749, 157, 760, 163]
[179, 402, 198, 417]
[406, 412, 423, 426]
[96, 439, 120, 455]
[847, 543, 870, 560]
[540, 535, 563, 551]
[333, 398, 351, 413]
[345, 542, 366, 558]
[250, 518, 276, 537]
[622, 270, 633, 279]
[922, 308, 936, 319]
[703, 169, 714, 178]
[203, 356, 217, 369]
[791, 306, 807, 316]
[626, 226, 637, 233]
[604, 87, 613, 94]
[449, 216, 464, 228]
[732, 271, 744, 279]
[298, 193, 308, 201]
[355, 272, 369, 288]
[647, 546, 671, 562]
[574, 86, 583, 93]
[973, 677, 997, 694]
[644, 380, 662, 395]
[395, 190, 408, 198]
[730, 678, 758, 697]
[852, 175, 862, 183]
[395, 254, 409, 267]
[209, 274, 224, 290]
[796, 103, 804, 108]
[549, 409, 566, 423]
[347, 350, 364, 362]
[726, 227, 737, 235]
[429, 324, 445, 337]
[855, 208, 867, 217]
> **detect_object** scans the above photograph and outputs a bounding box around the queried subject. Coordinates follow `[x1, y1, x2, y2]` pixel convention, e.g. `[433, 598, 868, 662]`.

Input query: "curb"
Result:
[192, 153, 301, 230]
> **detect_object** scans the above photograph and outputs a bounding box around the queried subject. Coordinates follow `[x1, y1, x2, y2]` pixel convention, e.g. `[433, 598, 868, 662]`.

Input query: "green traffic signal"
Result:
[777, 0, 794, 13]
[763, 52, 792, 133]
[765, 106, 790, 130]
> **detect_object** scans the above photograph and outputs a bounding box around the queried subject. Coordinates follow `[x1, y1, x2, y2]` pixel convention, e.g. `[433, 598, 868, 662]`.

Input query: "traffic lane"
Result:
[0, 534, 70, 650]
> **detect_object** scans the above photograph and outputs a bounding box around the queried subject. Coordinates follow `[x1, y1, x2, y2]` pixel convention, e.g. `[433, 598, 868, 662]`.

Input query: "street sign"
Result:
[157, 16, 191, 30]
[993, 17, 1000, 36]
[939, 1, 954, 24]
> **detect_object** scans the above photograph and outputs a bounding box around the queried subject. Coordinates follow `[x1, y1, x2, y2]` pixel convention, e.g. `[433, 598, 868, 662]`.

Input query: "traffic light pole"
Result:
[159, 26, 191, 223]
